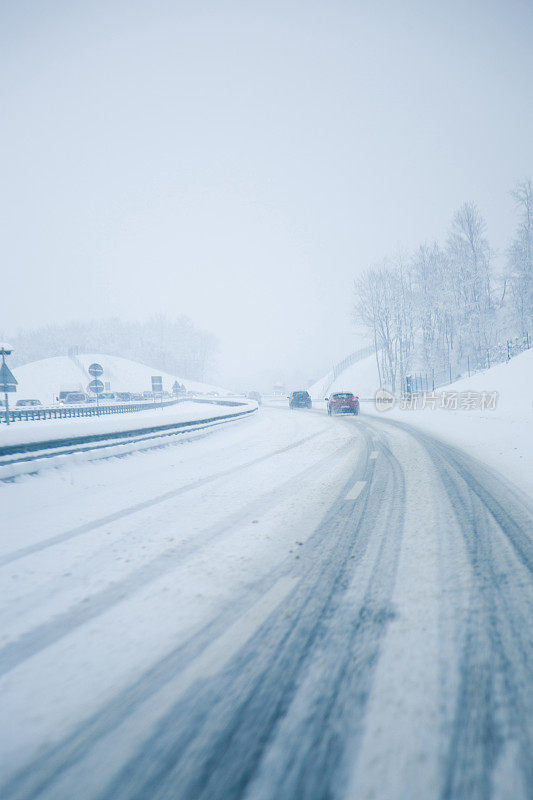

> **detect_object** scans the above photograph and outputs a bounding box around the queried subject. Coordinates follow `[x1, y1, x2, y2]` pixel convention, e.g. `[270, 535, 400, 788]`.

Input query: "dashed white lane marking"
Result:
[369, 451, 378, 459]
[175, 576, 299, 693]
[345, 480, 366, 500]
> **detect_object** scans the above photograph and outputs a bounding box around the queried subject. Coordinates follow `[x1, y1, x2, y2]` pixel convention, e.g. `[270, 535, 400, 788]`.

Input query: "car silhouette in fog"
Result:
[289, 391, 312, 409]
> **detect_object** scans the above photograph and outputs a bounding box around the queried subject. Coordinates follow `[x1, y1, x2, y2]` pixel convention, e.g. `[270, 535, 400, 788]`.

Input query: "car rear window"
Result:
[332, 393, 354, 399]
[293, 392, 309, 398]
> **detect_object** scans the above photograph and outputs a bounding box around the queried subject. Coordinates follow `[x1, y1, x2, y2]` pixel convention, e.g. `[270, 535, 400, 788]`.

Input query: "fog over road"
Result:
[1, 406, 531, 800]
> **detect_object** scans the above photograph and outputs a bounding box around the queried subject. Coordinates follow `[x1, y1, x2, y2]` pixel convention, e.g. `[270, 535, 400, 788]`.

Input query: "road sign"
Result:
[88, 379, 105, 395]
[151, 376, 163, 392]
[0, 362, 17, 392]
[88, 362, 104, 378]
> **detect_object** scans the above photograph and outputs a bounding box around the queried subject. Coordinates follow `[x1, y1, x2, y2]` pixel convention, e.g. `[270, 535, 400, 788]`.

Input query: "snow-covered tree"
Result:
[446, 202, 494, 360]
[506, 178, 533, 335]
[354, 257, 413, 392]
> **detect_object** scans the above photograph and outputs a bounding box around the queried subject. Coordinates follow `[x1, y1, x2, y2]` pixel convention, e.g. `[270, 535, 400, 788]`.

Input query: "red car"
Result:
[327, 392, 359, 416]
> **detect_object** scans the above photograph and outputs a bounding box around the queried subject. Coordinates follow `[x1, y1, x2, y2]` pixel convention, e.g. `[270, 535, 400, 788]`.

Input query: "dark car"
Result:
[289, 390, 312, 409]
[16, 399, 42, 407]
[326, 392, 359, 416]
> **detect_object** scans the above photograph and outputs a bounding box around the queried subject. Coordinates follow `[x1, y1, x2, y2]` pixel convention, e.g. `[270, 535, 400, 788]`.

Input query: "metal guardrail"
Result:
[1, 396, 248, 424]
[1, 397, 189, 424]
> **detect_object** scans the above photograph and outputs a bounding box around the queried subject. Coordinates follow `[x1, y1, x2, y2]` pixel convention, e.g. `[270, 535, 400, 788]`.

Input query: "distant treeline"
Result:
[7, 314, 219, 383]
[354, 178, 533, 391]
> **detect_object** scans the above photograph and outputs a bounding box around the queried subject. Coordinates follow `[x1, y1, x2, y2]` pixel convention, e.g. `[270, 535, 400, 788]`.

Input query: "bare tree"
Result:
[446, 202, 494, 358]
[354, 258, 413, 392]
[507, 178, 533, 335]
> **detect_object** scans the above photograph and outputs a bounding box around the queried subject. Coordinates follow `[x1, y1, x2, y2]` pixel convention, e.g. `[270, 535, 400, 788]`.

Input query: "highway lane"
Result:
[0, 407, 531, 799]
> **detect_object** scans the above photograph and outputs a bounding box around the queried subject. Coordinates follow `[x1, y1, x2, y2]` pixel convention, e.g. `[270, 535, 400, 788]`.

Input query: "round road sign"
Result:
[88, 362, 104, 377]
[88, 379, 105, 395]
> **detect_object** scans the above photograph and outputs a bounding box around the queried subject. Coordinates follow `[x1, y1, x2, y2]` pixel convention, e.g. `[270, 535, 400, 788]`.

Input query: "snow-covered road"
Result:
[1, 407, 532, 799]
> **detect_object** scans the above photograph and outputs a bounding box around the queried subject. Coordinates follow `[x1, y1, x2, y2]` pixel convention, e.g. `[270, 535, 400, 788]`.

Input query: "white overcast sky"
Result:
[1, 0, 532, 386]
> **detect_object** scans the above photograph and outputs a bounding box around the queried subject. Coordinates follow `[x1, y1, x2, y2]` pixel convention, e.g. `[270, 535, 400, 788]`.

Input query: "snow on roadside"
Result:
[0, 400, 255, 448]
[365, 348, 533, 497]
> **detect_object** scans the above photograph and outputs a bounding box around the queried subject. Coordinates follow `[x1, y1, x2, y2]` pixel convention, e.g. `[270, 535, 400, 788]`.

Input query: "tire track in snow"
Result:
[0, 429, 329, 568]
[0, 426, 378, 800]
[431, 449, 533, 800]
[0, 437, 358, 678]
[93, 430, 404, 800]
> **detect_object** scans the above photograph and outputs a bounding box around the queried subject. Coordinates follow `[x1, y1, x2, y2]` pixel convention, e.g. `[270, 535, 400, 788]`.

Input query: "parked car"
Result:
[289, 390, 312, 409]
[248, 391, 262, 405]
[64, 392, 89, 404]
[115, 392, 132, 402]
[326, 392, 359, 416]
[57, 388, 83, 404]
[15, 399, 42, 407]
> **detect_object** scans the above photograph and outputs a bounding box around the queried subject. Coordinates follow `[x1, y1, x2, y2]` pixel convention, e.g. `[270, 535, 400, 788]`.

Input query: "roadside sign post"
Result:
[87, 378, 105, 411]
[151, 376, 163, 409]
[0, 344, 17, 425]
[88, 363, 104, 415]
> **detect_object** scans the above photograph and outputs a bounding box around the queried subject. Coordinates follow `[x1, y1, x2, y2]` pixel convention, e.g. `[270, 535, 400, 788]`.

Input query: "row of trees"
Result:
[8, 314, 219, 383]
[354, 179, 532, 391]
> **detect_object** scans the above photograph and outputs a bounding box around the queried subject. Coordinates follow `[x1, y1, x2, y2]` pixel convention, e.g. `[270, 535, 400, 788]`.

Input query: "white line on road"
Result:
[345, 481, 366, 500]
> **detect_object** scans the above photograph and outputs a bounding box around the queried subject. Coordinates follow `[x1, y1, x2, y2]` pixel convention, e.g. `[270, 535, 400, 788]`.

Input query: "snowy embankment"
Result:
[365, 348, 533, 497]
[308, 352, 380, 400]
[11, 352, 227, 405]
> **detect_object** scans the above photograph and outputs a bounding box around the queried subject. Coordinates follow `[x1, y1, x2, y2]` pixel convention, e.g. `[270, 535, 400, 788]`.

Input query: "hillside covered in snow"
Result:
[12, 353, 227, 405]
[308, 353, 380, 400]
